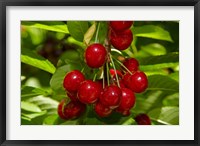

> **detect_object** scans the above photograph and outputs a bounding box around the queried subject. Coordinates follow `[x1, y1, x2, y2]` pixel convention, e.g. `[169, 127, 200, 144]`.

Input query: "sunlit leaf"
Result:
[133, 25, 173, 42]
[22, 21, 69, 33]
[84, 22, 96, 45]
[21, 48, 56, 74]
[21, 101, 41, 113]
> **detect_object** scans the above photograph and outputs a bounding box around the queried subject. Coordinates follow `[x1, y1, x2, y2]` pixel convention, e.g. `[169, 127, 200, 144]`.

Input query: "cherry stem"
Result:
[106, 62, 110, 86]
[81, 65, 86, 73]
[113, 57, 133, 75]
[102, 67, 105, 88]
[110, 54, 120, 87]
[95, 22, 100, 43]
[93, 73, 97, 82]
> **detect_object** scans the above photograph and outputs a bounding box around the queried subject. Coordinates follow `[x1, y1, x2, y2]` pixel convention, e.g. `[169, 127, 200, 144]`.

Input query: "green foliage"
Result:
[21, 21, 179, 125]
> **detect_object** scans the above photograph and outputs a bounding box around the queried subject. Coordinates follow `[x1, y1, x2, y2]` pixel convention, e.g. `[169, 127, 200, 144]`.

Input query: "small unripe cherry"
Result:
[110, 29, 133, 50]
[85, 43, 107, 68]
[94, 102, 112, 117]
[110, 21, 133, 32]
[135, 114, 151, 125]
[123, 58, 139, 72]
[78, 80, 101, 104]
[99, 85, 122, 109]
[63, 70, 85, 93]
[63, 101, 86, 120]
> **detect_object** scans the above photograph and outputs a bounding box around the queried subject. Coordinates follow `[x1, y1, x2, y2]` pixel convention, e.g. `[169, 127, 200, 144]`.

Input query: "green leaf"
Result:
[21, 101, 41, 112]
[50, 64, 82, 92]
[138, 53, 179, 71]
[22, 110, 47, 119]
[67, 21, 89, 42]
[22, 21, 69, 33]
[148, 106, 179, 125]
[137, 43, 167, 58]
[21, 86, 51, 100]
[26, 96, 59, 115]
[137, 52, 179, 65]
[162, 93, 179, 106]
[147, 75, 179, 92]
[43, 114, 59, 125]
[84, 22, 96, 45]
[133, 25, 173, 42]
[21, 48, 56, 74]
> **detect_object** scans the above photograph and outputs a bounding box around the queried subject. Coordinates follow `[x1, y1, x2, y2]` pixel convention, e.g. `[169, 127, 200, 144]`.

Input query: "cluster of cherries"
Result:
[57, 21, 151, 125]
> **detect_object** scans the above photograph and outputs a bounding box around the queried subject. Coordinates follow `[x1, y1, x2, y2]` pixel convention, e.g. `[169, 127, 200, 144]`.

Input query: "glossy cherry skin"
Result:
[57, 99, 67, 119]
[110, 21, 133, 32]
[63, 70, 85, 93]
[110, 69, 123, 80]
[100, 85, 122, 109]
[117, 88, 136, 111]
[128, 71, 148, 93]
[122, 72, 131, 87]
[63, 101, 86, 120]
[78, 80, 101, 104]
[110, 29, 133, 50]
[94, 102, 112, 117]
[135, 114, 151, 125]
[123, 58, 139, 72]
[85, 43, 107, 68]
[67, 92, 79, 102]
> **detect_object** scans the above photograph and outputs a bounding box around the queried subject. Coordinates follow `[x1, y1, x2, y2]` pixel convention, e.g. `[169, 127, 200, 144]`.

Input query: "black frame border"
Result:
[0, 0, 199, 146]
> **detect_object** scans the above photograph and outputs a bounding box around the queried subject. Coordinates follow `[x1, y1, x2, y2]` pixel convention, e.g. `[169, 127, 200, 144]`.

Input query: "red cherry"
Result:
[113, 79, 126, 88]
[57, 99, 67, 119]
[109, 69, 123, 80]
[116, 109, 131, 116]
[135, 114, 151, 125]
[78, 80, 101, 104]
[85, 43, 107, 68]
[110, 21, 133, 32]
[94, 102, 112, 117]
[122, 72, 131, 87]
[117, 88, 136, 111]
[63, 70, 85, 93]
[100, 85, 122, 109]
[127, 71, 148, 93]
[123, 58, 139, 72]
[63, 101, 86, 119]
[67, 92, 78, 102]
[110, 29, 133, 50]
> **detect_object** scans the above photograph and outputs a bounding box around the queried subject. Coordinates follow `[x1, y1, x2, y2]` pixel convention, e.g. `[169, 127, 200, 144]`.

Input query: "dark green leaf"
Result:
[147, 75, 179, 92]
[21, 48, 56, 74]
[22, 21, 69, 33]
[133, 25, 173, 42]
[67, 21, 89, 42]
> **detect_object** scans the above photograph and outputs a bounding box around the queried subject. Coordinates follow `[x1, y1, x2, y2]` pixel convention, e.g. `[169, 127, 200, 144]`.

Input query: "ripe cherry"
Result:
[94, 102, 112, 117]
[117, 88, 136, 111]
[110, 21, 133, 32]
[85, 43, 107, 68]
[135, 114, 151, 125]
[99, 85, 122, 109]
[123, 58, 139, 72]
[110, 29, 133, 50]
[122, 72, 131, 87]
[127, 71, 148, 93]
[63, 101, 86, 119]
[78, 80, 101, 104]
[116, 108, 131, 116]
[57, 99, 67, 119]
[63, 70, 85, 93]
[67, 92, 78, 102]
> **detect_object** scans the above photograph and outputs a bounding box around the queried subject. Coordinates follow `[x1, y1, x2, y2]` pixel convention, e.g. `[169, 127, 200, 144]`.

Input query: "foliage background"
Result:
[21, 21, 179, 125]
